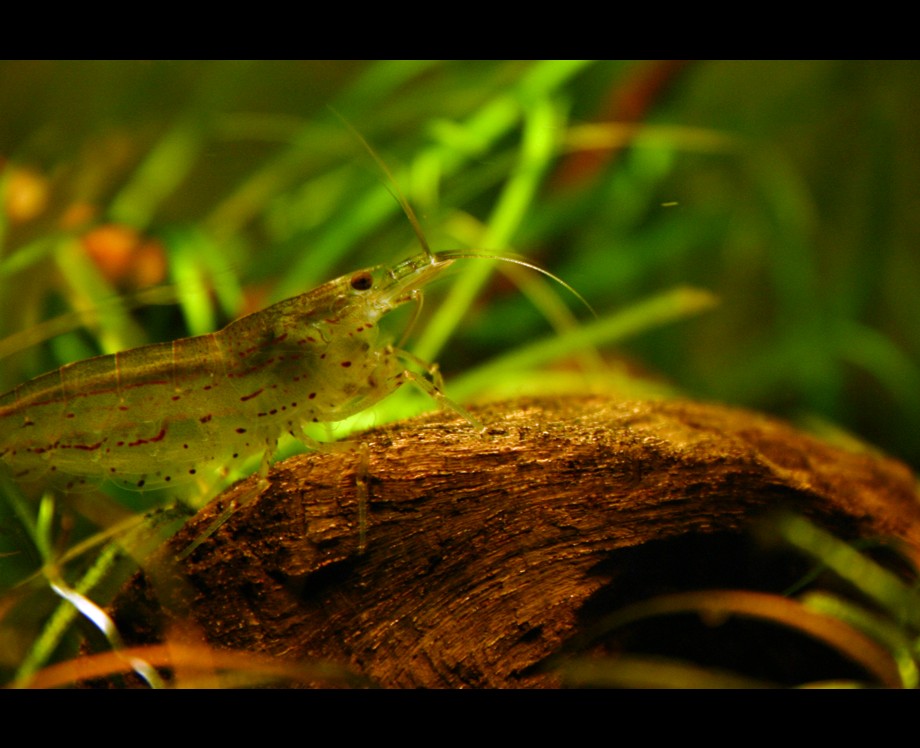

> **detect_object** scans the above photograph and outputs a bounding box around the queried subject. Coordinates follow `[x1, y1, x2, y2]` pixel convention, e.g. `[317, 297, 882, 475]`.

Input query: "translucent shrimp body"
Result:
[0, 250, 455, 492]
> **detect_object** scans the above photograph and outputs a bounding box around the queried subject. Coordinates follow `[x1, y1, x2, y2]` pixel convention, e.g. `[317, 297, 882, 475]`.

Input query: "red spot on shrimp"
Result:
[236, 427, 246, 434]
[127, 427, 167, 448]
[200, 414, 212, 423]
[240, 388, 264, 402]
[67, 441, 103, 451]
[341, 361, 352, 368]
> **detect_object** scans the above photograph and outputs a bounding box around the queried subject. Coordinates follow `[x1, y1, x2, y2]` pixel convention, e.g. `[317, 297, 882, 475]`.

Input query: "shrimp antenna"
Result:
[331, 109, 434, 262]
[435, 249, 597, 318]
[331, 110, 594, 318]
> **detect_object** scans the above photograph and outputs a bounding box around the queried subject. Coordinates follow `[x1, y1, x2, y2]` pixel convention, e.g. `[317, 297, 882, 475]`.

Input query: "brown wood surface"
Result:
[105, 395, 920, 687]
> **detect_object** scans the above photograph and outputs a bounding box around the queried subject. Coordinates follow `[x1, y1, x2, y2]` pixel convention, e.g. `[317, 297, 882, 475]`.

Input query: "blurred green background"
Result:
[1, 59, 919, 472]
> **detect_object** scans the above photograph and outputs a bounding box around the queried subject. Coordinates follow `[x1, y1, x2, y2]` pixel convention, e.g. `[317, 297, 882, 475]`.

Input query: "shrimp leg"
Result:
[395, 349, 485, 432]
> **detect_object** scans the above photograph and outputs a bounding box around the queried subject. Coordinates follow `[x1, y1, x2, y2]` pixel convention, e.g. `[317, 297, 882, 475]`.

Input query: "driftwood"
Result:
[103, 395, 920, 687]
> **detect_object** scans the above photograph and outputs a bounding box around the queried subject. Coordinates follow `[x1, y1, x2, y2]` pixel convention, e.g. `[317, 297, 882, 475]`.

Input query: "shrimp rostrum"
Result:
[0, 249, 484, 494]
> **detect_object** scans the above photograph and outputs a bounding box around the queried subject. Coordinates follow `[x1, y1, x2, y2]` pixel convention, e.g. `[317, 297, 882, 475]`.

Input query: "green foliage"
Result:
[549, 513, 920, 688]
[1, 60, 918, 686]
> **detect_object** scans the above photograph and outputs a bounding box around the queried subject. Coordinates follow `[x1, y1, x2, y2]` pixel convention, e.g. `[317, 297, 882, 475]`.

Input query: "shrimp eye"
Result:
[350, 271, 373, 291]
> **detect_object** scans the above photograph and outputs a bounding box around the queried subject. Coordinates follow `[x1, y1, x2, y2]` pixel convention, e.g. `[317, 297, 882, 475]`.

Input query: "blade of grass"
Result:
[800, 590, 920, 688]
[22, 641, 368, 688]
[53, 236, 148, 354]
[108, 119, 205, 231]
[771, 513, 920, 633]
[557, 654, 777, 688]
[547, 588, 904, 688]
[273, 62, 593, 302]
[448, 286, 718, 401]
[413, 96, 563, 363]
[15, 541, 123, 685]
[11, 502, 188, 686]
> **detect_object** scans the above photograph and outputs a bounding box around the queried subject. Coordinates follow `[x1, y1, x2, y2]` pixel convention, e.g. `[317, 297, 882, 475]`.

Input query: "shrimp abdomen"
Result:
[1, 334, 237, 488]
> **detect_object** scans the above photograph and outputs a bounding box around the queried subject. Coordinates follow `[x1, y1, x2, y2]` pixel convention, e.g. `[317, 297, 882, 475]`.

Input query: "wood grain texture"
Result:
[105, 396, 920, 687]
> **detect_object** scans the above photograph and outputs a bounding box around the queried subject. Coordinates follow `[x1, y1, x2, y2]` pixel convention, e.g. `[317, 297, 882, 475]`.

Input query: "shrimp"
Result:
[0, 251, 445, 491]
[0, 121, 589, 500]
[0, 134, 590, 690]
[0, 244, 589, 496]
